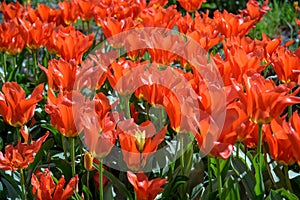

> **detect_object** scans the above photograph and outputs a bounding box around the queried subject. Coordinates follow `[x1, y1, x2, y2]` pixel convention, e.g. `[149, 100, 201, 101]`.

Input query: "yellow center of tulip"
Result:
[135, 130, 146, 152]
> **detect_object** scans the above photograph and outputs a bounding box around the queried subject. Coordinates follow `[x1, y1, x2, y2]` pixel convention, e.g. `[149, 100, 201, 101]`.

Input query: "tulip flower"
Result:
[0, 132, 49, 171]
[118, 119, 166, 171]
[265, 117, 298, 165]
[0, 20, 25, 55]
[58, 1, 79, 25]
[232, 70, 300, 125]
[127, 171, 167, 200]
[0, 1, 25, 21]
[73, 0, 95, 22]
[177, 0, 206, 12]
[0, 82, 44, 127]
[45, 90, 85, 137]
[39, 58, 80, 92]
[18, 18, 54, 50]
[31, 168, 79, 200]
[271, 47, 300, 84]
[46, 25, 94, 64]
[240, 0, 270, 22]
[27, 4, 61, 25]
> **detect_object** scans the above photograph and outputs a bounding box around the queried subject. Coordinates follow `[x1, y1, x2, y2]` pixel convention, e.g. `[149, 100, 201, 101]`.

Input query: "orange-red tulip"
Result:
[18, 18, 54, 50]
[46, 26, 94, 64]
[177, 0, 206, 12]
[0, 132, 49, 171]
[0, 1, 25, 21]
[240, 0, 270, 21]
[232, 71, 300, 124]
[0, 82, 44, 127]
[0, 20, 25, 55]
[127, 171, 167, 200]
[31, 168, 79, 200]
[58, 1, 79, 25]
[118, 120, 166, 171]
[266, 116, 299, 165]
[271, 46, 300, 84]
[27, 4, 61, 25]
[45, 91, 85, 137]
[39, 58, 80, 92]
[73, 0, 96, 22]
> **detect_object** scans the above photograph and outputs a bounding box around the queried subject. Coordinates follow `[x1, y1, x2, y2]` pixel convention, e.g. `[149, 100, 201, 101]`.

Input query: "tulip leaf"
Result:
[231, 157, 256, 200]
[0, 171, 21, 199]
[102, 170, 132, 200]
[266, 188, 298, 200]
[29, 138, 54, 171]
[0, 137, 3, 151]
[220, 176, 240, 200]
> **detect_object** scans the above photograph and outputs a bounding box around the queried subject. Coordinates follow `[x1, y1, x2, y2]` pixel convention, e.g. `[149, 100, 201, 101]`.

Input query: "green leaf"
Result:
[0, 171, 21, 199]
[29, 138, 54, 170]
[231, 157, 256, 200]
[102, 170, 132, 200]
[266, 188, 299, 200]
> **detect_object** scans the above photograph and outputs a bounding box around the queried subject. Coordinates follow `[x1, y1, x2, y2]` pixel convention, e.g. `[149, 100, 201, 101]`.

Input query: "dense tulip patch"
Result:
[0, 0, 300, 199]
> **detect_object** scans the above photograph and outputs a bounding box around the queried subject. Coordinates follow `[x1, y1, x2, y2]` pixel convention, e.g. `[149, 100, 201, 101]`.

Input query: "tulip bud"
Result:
[84, 152, 93, 171]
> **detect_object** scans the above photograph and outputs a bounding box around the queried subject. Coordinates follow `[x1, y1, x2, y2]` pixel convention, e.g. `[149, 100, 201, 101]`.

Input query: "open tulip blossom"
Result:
[0, 0, 300, 199]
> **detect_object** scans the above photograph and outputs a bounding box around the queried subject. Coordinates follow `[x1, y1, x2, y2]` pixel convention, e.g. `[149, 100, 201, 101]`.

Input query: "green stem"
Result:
[61, 135, 67, 160]
[257, 124, 263, 173]
[216, 158, 222, 196]
[70, 137, 76, 177]
[99, 161, 103, 200]
[87, 21, 90, 33]
[33, 50, 38, 80]
[284, 165, 293, 192]
[121, 95, 131, 119]
[208, 157, 212, 192]
[236, 142, 240, 158]
[2, 53, 7, 81]
[257, 124, 265, 196]
[20, 169, 27, 200]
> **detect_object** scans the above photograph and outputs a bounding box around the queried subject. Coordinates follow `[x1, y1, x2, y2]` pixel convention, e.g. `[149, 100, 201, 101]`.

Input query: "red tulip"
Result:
[240, 0, 270, 21]
[127, 171, 167, 200]
[0, 132, 49, 171]
[232, 71, 300, 124]
[39, 58, 80, 92]
[58, 1, 79, 25]
[118, 119, 166, 171]
[0, 20, 25, 55]
[45, 91, 85, 137]
[0, 82, 44, 127]
[46, 26, 94, 64]
[31, 168, 79, 200]
[266, 116, 299, 165]
[0, 1, 25, 21]
[177, 0, 206, 12]
[271, 46, 300, 84]
[18, 18, 54, 50]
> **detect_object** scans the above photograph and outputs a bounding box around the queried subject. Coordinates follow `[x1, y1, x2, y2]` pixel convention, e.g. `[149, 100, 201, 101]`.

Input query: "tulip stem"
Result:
[99, 161, 104, 200]
[208, 157, 212, 192]
[284, 165, 293, 192]
[33, 50, 38, 80]
[20, 168, 27, 200]
[62, 135, 67, 160]
[257, 124, 265, 195]
[2, 53, 7, 81]
[70, 137, 76, 177]
[216, 158, 223, 196]
[121, 95, 131, 119]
